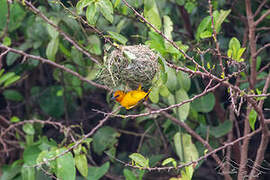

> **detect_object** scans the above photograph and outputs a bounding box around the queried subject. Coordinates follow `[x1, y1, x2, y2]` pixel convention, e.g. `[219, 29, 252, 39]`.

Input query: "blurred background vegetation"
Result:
[0, 0, 270, 180]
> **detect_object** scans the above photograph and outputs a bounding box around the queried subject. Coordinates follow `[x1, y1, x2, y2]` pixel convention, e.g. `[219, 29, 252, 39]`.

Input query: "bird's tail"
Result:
[143, 88, 152, 101]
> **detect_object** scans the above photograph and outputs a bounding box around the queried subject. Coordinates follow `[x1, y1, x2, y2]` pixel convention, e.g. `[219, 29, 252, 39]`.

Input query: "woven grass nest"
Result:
[96, 45, 159, 90]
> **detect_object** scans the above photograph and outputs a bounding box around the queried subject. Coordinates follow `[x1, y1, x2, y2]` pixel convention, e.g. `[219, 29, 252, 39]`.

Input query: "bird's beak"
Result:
[111, 94, 119, 100]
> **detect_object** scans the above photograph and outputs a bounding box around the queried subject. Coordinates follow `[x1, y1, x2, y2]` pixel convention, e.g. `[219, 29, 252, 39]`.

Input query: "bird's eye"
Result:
[115, 95, 120, 98]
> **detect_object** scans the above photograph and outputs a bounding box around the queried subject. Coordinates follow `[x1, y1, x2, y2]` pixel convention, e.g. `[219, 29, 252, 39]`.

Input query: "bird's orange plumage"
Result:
[113, 85, 151, 109]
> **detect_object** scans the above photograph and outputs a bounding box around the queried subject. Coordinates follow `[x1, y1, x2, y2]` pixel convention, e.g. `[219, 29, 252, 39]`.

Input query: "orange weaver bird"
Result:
[113, 85, 151, 110]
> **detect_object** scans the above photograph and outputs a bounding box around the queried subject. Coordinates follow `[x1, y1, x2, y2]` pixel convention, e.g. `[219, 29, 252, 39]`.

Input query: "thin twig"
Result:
[95, 82, 221, 118]
[259, 62, 270, 73]
[255, 9, 270, 26]
[121, 0, 211, 75]
[23, 0, 100, 65]
[106, 127, 262, 171]
[208, 0, 225, 75]
[0, 0, 10, 40]
[31, 108, 118, 168]
[254, 0, 267, 17]
[255, 43, 270, 57]
[0, 44, 110, 90]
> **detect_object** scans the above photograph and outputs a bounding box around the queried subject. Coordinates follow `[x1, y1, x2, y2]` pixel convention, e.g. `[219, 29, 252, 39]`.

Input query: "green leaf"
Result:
[87, 162, 110, 180]
[145, 31, 166, 55]
[210, 120, 233, 138]
[227, 49, 232, 58]
[149, 86, 159, 103]
[38, 136, 57, 151]
[0, 69, 4, 77]
[159, 84, 170, 97]
[196, 16, 211, 40]
[174, 132, 199, 163]
[6, 42, 32, 66]
[165, 41, 188, 59]
[71, 47, 84, 66]
[184, 1, 196, 13]
[229, 37, 240, 54]
[0, 160, 22, 180]
[191, 93, 215, 113]
[105, 147, 116, 162]
[21, 163, 35, 180]
[129, 153, 149, 168]
[123, 169, 137, 180]
[177, 71, 191, 92]
[149, 154, 164, 167]
[162, 157, 177, 168]
[144, 0, 162, 31]
[23, 145, 40, 178]
[36, 148, 57, 170]
[3, 89, 24, 102]
[4, 75, 20, 87]
[75, 154, 88, 178]
[10, 116, 20, 123]
[46, 37, 59, 61]
[0, 72, 15, 86]
[86, 2, 97, 25]
[215, 9, 231, 33]
[46, 17, 60, 39]
[175, 89, 190, 121]
[87, 35, 102, 55]
[73, 144, 82, 155]
[165, 67, 178, 92]
[56, 148, 76, 180]
[181, 165, 194, 180]
[98, 0, 114, 23]
[93, 126, 120, 155]
[3, 36, 11, 46]
[167, 93, 176, 114]
[76, 0, 93, 14]
[114, 0, 121, 8]
[107, 31, 128, 45]
[23, 123, 35, 135]
[116, 19, 127, 33]
[0, 0, 26, 32]
[249, 108, 257, 131]
[33, 86, 65, 118]
[200, 30, 212, 39]
[174, 132, 183, 161]
[236, 47, 246, 62]
[86, 63, 100, 80]
[163, 15, 173, 48]
[23, 145, 41, 165]
[176, 0, 185, 6]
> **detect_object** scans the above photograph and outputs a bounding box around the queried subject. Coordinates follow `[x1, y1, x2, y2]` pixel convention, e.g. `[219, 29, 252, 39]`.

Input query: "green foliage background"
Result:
[0, 0, 270, 179]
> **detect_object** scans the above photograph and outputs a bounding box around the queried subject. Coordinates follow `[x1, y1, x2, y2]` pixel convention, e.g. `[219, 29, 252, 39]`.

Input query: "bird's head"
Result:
[113, 90, 125, 102]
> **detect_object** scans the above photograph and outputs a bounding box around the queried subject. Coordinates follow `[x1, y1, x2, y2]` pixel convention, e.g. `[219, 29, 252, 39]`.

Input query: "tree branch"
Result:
[0, 44, 110, 90]
[254, 0, 267, 17]
[255, 9, 270, 26]
[245, 0, 257, 90]
[255, 43, 270, 57]
[23, 0, 100, 65]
